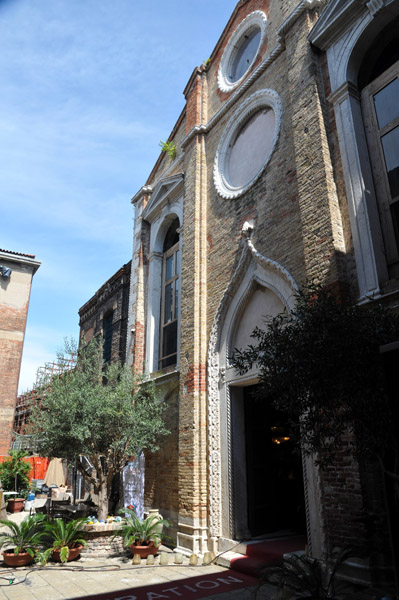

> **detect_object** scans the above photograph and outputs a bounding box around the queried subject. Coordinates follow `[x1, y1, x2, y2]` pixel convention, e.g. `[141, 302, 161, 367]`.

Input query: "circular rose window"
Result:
[214, 89, 282, 199]
[218, 11, 267, 93]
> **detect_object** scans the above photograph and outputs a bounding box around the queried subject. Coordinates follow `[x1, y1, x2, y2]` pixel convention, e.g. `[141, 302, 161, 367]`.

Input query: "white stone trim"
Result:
[207, 230, 298, 541]
[213, 89, 283, 199]
[309, 0, 399, 297]
[181, 0, 326, 150]
[217, 10, 268, 93]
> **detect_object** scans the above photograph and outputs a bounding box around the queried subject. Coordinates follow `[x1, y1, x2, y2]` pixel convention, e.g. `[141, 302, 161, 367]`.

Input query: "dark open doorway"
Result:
[243, 385, 306, 537]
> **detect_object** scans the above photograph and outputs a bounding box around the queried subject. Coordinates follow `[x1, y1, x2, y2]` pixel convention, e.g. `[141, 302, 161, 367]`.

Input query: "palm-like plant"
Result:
[257, 547, 366, 599]
[44, 518, 87, 563]
[115, 508, 170, 548]
[0, 514, 46, 557]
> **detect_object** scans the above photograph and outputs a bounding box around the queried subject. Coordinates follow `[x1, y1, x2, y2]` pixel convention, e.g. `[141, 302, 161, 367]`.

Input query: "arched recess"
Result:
[309, 0, 399, 300]
[207, 230, 324, 555]
[142, 173, 183, 374]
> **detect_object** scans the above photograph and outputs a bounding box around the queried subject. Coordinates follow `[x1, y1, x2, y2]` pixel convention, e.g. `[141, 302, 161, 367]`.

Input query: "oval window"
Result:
[214, 89, 282, 199]
[227, 108, 276, 188]
[229, 27, 262, 83]
[218, 11, 267, 93]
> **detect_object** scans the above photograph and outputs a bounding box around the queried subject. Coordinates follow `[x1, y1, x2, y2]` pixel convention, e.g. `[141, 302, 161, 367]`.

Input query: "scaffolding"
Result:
[12, 354, 77, 450]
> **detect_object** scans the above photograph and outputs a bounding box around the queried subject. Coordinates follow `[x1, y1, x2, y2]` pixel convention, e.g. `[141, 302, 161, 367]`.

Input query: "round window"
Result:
[218, 11, 267, 93]
[214, 89, 282, 199]
[229, 27, 262, 83]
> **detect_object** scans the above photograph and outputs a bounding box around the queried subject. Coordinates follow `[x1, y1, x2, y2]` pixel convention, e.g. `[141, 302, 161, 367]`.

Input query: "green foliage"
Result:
[0, 450, 31, 494]
[0, 514, 46, 556]
[43, 518, 87, 563]
[258, 547, 365, 599]
[114, 508, 170, 548]
[28, 337, 169, 517]
[232, 287, 399, 464]
[159, 140, 177, 160]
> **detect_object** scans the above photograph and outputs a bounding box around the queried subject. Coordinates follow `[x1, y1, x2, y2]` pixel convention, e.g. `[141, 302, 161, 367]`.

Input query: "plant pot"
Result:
[2, 549, 34, 567]
[51, 543, 83, 563]
[129, 541, 159, 559]
[7, 498, 25, 513]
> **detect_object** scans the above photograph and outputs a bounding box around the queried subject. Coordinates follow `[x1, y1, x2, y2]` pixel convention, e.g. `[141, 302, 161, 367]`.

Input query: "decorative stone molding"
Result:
[207, 229, 298, 540]
[217, 10, 268, 93]
[367, 0, 387, 16]
[213, 89, 283, 199]
[181, 0, 326, 150]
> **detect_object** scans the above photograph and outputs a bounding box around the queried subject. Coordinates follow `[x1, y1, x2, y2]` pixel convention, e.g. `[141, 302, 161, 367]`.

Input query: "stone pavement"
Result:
[0, 510, 276, 600]
[0, 554, 276, 600]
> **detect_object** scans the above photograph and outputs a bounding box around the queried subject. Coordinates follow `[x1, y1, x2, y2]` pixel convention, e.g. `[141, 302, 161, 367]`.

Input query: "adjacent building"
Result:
[0, 249, 40, 456]
[79, 261, 131, 364]
[125, 0, 399, 587]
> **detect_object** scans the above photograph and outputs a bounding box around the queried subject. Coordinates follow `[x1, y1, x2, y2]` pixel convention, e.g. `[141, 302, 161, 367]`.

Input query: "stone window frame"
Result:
[213, 89, 283, 199]
[361, 59, 399, 275]
[308, 0, 399, 300]
[218, 10, 268, 93]
[140, 174, 184, 374]
[159, 222, 180, 370]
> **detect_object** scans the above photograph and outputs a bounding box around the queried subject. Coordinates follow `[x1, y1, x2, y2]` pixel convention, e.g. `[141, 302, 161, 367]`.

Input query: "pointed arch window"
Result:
[160, 218, 180, 370]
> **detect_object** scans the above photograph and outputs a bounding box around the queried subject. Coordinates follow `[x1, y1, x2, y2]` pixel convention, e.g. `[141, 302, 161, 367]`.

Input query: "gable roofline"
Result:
[142, 173, 184, 223]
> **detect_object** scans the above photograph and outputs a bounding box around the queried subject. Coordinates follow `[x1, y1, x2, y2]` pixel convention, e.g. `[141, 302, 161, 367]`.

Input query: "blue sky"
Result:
[0, 0, 235, 393]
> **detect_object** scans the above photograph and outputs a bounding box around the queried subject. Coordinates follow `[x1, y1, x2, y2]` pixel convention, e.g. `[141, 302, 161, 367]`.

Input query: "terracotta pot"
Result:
[7, 498, 25, 514]
[51, 543, 83, 563]
[129, 541, 160, 559]
[2, 549, 34, 567]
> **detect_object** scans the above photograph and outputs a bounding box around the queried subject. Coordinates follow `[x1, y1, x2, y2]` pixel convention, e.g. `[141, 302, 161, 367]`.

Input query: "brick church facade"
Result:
[125, 0, 399, 585]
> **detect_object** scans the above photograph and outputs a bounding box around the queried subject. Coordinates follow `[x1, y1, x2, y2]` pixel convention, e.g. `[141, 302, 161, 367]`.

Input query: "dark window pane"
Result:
[390, 201, 399, 253]
[103, 312, 113, 363]
[163, 218, 179, 252]
[231, 28, 261, 82]
[374, 78, 399, 129]
[165, 255, 174, 281]
[381, 126, 399, 198]
[164, 283, 173, 323]
[162, 321, 177, 366]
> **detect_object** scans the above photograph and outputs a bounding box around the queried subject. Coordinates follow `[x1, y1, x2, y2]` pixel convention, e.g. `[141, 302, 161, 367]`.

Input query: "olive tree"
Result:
[29, 338, 169, 520]
[232, 287, 399, 477]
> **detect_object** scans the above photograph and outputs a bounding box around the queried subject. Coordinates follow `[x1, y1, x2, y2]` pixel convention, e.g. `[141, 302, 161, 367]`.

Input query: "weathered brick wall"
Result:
[79, 261, 131, 364]
[144, 388, 179, 540]
[128, 0, 387, 566]
[320, 442, 394, 584]
[0, 259, 36, 456]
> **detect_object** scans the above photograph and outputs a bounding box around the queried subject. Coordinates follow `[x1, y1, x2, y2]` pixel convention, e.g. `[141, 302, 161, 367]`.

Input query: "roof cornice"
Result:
[0, 250, 41, 274]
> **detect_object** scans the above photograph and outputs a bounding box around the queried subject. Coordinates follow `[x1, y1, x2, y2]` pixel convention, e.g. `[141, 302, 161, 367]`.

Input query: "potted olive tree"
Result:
[0, 451, 31, 513]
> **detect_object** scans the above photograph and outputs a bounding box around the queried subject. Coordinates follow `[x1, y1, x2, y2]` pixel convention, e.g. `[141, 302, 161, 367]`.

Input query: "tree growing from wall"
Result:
[232, 287, 399, 479]
[29, 338, 169, 520]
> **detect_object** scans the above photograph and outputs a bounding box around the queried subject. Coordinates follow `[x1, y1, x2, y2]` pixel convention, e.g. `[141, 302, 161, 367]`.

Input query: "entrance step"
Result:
[220, 535, 306, 578]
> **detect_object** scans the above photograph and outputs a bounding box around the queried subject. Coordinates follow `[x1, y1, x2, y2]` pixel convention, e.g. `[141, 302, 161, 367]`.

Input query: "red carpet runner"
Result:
[72, 571, 258, 600]
[231, 535, 306, 577]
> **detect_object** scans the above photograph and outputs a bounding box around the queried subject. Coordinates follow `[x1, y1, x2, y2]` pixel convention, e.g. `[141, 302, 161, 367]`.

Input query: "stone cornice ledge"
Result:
[181, 0, 326, 149]
[131, 185, 152, 206]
